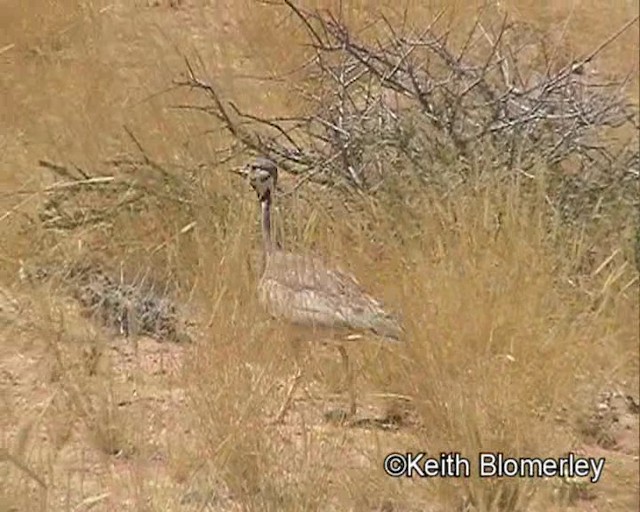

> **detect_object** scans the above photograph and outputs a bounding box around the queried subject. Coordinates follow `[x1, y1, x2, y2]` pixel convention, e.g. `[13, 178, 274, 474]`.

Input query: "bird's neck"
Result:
[261, 198, 274, 253]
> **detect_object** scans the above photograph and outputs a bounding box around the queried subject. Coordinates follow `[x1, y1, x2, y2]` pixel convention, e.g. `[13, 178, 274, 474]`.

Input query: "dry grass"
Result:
[1, 1, 638, 511]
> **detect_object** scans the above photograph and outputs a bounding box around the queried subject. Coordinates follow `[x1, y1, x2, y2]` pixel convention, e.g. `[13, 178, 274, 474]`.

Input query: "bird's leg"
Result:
[270, 362, 304, 425]
[337, 344, 357, 418]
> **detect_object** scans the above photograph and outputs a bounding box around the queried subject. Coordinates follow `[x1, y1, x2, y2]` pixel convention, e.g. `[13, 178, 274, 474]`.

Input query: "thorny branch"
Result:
[176, 6, 638, 223]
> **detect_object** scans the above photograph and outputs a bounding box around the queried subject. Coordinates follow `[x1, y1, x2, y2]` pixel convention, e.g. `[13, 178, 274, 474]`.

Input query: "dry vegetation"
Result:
[0, 1, 638, 511]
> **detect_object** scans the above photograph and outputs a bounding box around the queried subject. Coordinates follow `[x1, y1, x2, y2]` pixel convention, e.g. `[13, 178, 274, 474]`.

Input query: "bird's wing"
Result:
[265, 251, 364, 295]
[261, 251, 402, 339]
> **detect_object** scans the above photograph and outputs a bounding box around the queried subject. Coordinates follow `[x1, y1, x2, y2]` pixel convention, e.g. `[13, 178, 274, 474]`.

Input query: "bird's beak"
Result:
[229, 165, 249, 178]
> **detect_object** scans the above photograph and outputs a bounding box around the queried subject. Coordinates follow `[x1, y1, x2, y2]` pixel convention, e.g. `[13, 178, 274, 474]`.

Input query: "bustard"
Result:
[233, 157, 402, 423]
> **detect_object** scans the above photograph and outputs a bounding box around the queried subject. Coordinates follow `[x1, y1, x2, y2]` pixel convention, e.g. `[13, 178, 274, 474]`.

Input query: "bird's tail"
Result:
[371, 314, 404, 342]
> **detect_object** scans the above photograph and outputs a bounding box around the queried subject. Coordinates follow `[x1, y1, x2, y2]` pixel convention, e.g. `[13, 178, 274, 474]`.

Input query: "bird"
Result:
[232, 157, 402, 423]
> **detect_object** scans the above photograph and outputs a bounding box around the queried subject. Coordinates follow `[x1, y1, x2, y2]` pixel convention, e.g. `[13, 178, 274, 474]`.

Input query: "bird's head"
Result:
[232, 157, 278, 202]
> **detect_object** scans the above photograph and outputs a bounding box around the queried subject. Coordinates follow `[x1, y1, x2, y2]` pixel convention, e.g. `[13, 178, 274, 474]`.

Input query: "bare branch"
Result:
[169, 5, 638, 223]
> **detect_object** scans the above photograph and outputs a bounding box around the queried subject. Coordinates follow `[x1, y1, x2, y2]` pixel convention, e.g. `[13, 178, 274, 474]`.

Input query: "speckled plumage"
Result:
[234, 157, 402, 422]
[259, 249, 402, 340]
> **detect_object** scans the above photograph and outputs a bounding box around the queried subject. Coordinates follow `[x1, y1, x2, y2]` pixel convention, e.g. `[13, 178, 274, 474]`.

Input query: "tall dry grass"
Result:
[1, 1, 638, 511]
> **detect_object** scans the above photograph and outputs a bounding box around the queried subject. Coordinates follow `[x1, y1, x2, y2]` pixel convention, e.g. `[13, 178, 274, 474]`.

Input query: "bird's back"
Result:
[258, 249, 402, 340]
